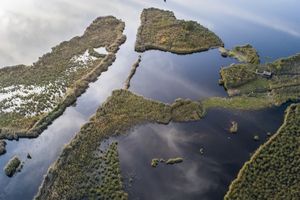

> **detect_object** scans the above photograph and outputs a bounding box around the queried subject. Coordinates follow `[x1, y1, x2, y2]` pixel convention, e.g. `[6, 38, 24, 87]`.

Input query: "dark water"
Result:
[0, 0, 299, 199]
[117, 104, 290, 200]
[129, 49, 236, 104]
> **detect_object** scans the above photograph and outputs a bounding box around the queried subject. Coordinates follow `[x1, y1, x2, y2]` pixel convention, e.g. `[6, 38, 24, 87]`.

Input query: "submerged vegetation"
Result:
[225, 104, 300, 199]
[4, 156, 21, 176]
[0, 16, 126, 142]
[35, 89, 204, 199]
[135, 8, 223, 54]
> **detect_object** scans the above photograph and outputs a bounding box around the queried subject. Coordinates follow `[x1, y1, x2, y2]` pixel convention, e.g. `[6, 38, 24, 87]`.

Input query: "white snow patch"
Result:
[70, 49, 98, 65]
[0, 85, 45, 102]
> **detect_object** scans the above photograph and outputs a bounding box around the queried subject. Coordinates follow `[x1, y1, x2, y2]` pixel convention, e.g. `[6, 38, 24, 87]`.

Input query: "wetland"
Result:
[0, 1, 300, 200]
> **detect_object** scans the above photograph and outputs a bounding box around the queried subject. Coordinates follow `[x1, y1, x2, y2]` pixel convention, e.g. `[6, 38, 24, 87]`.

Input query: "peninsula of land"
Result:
[201, 44, 300, 111]
[34, 88, 205, 199]
[0, 16, 126, 144]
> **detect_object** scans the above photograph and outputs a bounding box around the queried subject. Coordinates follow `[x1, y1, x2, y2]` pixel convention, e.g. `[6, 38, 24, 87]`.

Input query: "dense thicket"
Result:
[225, 104, 300, 199]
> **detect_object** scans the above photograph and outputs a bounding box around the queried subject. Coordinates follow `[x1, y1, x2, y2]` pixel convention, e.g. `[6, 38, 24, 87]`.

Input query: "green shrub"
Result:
[4, 156, 21, 176]
[183, 21, 194, 31]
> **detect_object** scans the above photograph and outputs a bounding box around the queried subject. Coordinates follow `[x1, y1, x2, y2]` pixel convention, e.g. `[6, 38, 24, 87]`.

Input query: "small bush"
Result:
[183, 21, 194, 31]
[4, 156, 21, 176]
[230, 121, 238, 133]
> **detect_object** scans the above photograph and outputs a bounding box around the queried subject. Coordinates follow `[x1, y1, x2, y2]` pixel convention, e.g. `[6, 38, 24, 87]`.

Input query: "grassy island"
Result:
[224, 103, 300, 199]
[165, 158, 183, 164]
[228, 44, 260, 64]
[135, 8, 224, 54]
[4, 156, 21, 176]
[34, 89, 205, 199]
[0, 16, 126, 142]
[202, 53, 300, 111]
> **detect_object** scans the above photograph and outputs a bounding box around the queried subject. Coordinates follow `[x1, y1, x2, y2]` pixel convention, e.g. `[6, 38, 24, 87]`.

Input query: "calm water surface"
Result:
[0, 0, 299, 199]
[116, 104, 290, 200]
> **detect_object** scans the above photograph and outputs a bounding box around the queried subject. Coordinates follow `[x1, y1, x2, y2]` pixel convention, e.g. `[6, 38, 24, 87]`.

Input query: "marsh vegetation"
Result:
[230, 121, 238, 133]
[35, 89, 204, 199]
[124, 55, 142, 90]
[203, 52, 300, 111]
[4, 156, 21, 176]
[0, 16, 126, 142]
[225, 104, 300, 199]
[228, 44, 260, 64]
[135, 8, 223, 54]
[0, 139, 6, 155]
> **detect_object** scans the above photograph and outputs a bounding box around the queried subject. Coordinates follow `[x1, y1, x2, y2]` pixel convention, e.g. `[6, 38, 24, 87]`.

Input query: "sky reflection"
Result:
[1, 0, 299, 67]
[0, 0, 299, 199]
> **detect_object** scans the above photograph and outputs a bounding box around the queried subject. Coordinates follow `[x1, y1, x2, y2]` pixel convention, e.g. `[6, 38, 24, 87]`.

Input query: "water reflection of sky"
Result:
[118, 103, 290, 200]
[1, 0, 300, 67]
[0, 0, 299, 199]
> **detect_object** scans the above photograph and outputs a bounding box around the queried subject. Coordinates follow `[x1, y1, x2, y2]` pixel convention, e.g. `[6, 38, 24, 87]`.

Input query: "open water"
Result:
[0, 0, 299, 199]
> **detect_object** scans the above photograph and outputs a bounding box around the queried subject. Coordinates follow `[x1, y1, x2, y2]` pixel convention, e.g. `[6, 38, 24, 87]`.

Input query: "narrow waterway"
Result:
[0, 1, 299, 199]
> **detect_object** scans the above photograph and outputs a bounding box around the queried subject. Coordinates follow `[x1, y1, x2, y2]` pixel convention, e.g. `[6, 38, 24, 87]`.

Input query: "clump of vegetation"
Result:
[0, 16, 126, 142]
[254, 135, 259, 141]
[135, 8, 224, 54]
[171, 98, 205, 122]
[4, 156, 21, 176]
[165, 158, 183, 164]
[267, 132, 271, 136]
[151, 158, 159, 167]
[199, 148, 203, 154]
[225, 104, 300, 199]
[27, 152, 32, 159]
[183, 21, 194, 31]
[35, 89, 202, 199]
[124, 55, 141, 90]
[219, 63, 261, 90]
[264, 56, 270, 59]
[230, 121, 238, 133]
[0, 139, 6, 155]
[228, 44, 260, 64]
